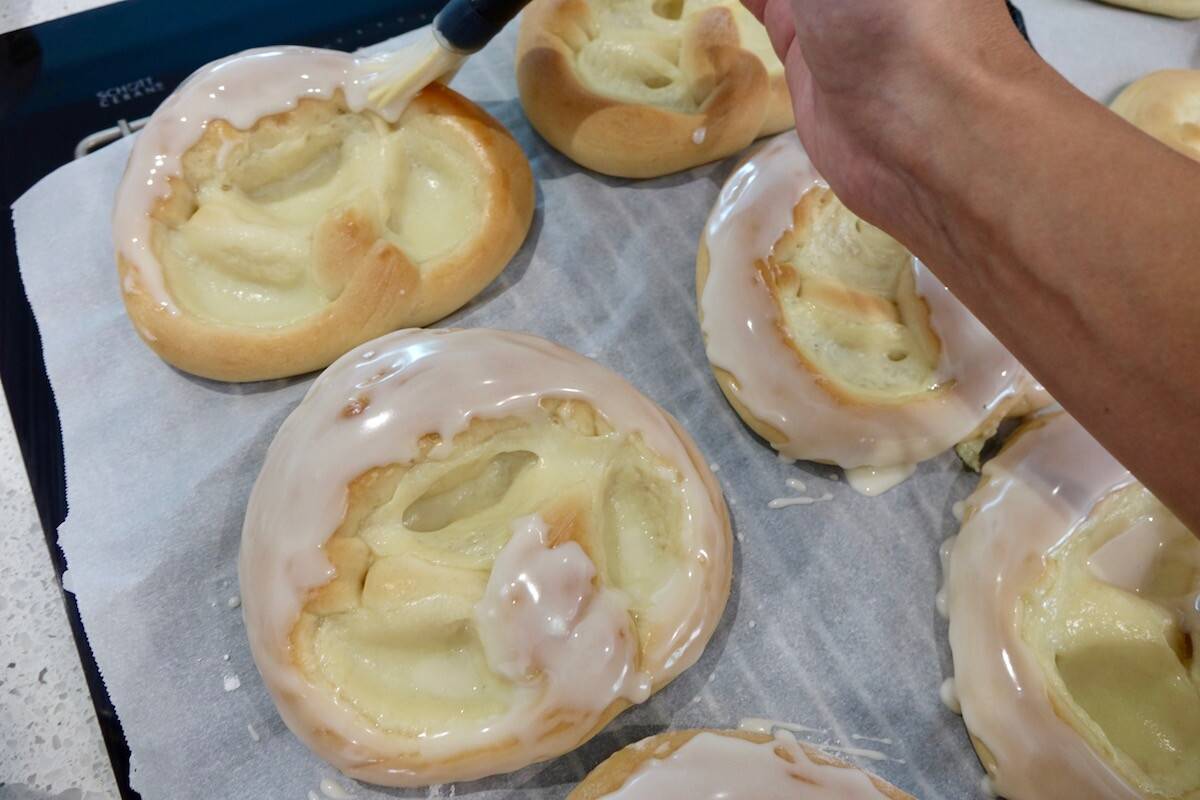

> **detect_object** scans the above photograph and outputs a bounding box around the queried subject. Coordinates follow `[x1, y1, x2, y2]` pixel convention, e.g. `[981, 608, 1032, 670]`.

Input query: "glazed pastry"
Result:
[1112, 70, 1200, 160]
[697, 133, 1044, 494]
[945, 412, 1200, 800]
[1091, 0, 1200, 18]
[114, 46, 534, 381]
[516, 0, 791, 178]
[568, 729, 913, 799]
[239, 328, 731, 786]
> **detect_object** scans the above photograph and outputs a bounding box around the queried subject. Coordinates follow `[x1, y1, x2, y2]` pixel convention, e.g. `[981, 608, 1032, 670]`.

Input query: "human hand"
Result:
[740, 0, 1038, 235]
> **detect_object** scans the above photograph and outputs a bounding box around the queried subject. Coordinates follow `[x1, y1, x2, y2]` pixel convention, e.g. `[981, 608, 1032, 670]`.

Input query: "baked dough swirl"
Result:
[946, 413, 1200, 800]
[114, 47, 534, 381]
[516, 0, 792, 177]
[697, 133, 1044, 493]
[240, 328, 731, 786]
[1112, 69, 1200, 161]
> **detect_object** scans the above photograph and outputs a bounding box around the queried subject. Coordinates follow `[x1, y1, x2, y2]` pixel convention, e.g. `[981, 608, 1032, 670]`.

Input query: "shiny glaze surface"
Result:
[946, 413, 1146, 800]
[239, 328, 729, 785]
[114, 41, 450, 314]
[700, 133, 1032, 478]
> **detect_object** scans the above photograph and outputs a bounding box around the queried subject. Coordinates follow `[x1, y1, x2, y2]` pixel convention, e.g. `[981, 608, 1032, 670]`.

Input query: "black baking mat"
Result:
[0, 2, 1030, 797]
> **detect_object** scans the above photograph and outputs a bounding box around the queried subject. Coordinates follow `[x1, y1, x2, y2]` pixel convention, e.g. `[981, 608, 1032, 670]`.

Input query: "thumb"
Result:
[748, 0, 799, 66]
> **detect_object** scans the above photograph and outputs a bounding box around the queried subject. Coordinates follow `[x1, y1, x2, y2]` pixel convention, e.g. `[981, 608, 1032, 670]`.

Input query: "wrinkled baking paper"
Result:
[13, 7, 1199, 799]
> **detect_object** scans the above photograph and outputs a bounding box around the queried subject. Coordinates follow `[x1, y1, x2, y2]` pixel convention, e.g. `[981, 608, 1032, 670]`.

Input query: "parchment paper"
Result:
[12, 3, 1199, 798]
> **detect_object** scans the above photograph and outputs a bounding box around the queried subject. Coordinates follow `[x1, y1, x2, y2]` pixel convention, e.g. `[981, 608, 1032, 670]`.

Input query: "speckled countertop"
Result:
[2, 6, 122, 800]
[0, 399, 117, 799]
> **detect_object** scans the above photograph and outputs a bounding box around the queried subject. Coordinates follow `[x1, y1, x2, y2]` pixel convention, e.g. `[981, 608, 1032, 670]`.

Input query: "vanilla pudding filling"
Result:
[292, 404, 682, 738]
[946, 413, 1200, 800]
[572, 0, 782, 111]
[240, 329, 730, 785]
[699, 133, 1037, 491]
[115, 46, 485, 324]
[1112, 70, 1200, 162]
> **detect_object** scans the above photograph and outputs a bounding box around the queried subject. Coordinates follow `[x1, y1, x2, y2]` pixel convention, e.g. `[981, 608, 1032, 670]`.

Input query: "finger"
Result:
[739, 0, 769, 25]
[783, 36, 813, 119]
[761, 0, 797, 64]
[780, 36, 820, 139]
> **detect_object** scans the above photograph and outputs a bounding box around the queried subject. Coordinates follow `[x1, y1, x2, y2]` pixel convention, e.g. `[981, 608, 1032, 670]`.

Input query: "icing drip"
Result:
[934, 535, 955, 620]
[700, 133, 1033, 478]
[739, 718, 827, 736]
[939, 677, 961, 714]
[767, 494, 832, 509]
[844, 465, 916, 497]
[319, 778, 353, 799]
[474, 515, 652, 715]
[600, 731, 892, 799]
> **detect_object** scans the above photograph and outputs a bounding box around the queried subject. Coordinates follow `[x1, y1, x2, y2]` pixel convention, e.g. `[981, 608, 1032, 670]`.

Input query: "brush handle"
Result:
[434, 0, 533, 53]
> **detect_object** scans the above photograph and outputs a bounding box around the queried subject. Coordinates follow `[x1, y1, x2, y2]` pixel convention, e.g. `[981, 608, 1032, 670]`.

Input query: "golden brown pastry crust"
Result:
[117, 84, 534, 382]
[1093, 0, 1200, 18]
[1112, 69, 1200, 161]
[695, 147, 1044, 468]
[567, 729, 915, 799]
[516, 0, 792, 178]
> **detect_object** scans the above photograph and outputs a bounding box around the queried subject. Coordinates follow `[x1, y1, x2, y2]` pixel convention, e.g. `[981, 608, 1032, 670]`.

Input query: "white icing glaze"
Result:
[767, 493, 831, 509]
[739, 717, 827, 737]
[700, 133, 1032, 473]
[844, 465, 916, 497]
[946, 413, 1141, 800]
[473, 514, 652, 711]
[599, 731, 892, 800]
[850, 734, 893, 746]
[939, 677, 961, 715]
[239, 328, 728, 784]
[319, 778, 353, 799]
[818, 743, 894, 764]
[934, 535, 955, 620]
[114, 38, 454, 314]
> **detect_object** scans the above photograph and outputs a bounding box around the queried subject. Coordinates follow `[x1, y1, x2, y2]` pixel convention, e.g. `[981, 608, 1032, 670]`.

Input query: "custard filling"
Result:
[291, 399, 688, 737]
[572, 0, 781, 112]
[1022, 484, 1200, 798]
[155, 97, 485, 327]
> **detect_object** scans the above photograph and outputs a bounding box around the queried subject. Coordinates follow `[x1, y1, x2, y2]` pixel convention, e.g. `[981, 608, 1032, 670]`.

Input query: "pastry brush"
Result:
[366, 0, 533, 109]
